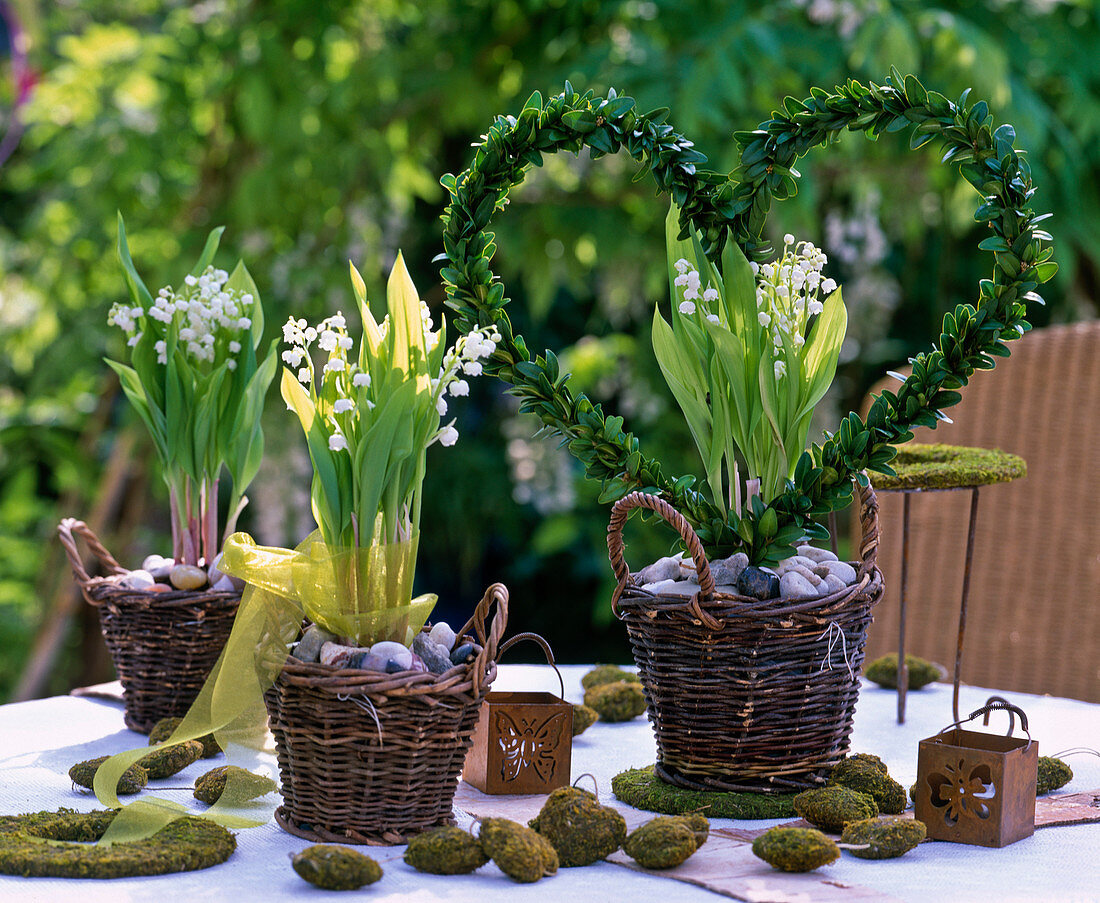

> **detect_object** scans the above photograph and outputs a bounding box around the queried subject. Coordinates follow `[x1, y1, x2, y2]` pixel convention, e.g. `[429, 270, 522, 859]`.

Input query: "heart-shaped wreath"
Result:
[439, 71, 1056, 565]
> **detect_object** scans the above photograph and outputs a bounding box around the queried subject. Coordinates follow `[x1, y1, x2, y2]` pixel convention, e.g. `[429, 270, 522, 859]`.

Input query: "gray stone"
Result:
[294, 625, 335, 663]
[348, 650, 387, 671]
[320, 642, 359, 668]
[141, 555, 173, 580]
[370, 641, 412, 671]
[637, 555, 684, 585]
[122, 569, 156, 590]
[776, 555, 819, 574]
[211, 575, 237, 593]
[450, 642, 477, 665]
[780, 571, 819, 600]
[735, 566, 780, 601]
[796, 544, 839, 564]
[786, 563, 822, 585]
[428, 621, 456, 651]
[816, 559, 858, 585]
[690, 552, 749, 586]
[412, 633, 454, 675]
[821, 573, 848, 596]
[169, 564, 208, 590]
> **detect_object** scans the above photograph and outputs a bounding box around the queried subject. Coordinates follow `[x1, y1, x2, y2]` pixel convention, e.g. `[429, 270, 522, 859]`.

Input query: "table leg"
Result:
[953, 487, 981, 723]
[897, 492, 911, 724]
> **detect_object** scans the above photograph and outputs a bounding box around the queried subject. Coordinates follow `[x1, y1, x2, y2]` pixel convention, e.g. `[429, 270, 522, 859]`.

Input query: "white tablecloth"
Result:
[1, 666, 1098, 903]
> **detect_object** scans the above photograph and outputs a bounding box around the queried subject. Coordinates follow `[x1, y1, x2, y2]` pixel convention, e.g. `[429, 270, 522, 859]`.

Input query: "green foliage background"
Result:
[1, 0, 1096, 698]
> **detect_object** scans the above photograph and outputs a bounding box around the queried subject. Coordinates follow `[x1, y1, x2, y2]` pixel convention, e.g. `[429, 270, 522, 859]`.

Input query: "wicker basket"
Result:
[58, 517, 241, 734]
[606, 482, 885, 793]
[264, 582, 508, 845]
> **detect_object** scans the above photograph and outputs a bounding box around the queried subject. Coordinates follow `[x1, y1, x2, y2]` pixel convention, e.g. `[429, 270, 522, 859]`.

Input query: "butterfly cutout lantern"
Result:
[464, 634, 573, 795]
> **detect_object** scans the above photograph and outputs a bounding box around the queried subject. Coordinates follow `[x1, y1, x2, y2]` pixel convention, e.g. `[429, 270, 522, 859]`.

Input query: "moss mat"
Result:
[0, 809, 235, 878]
[869, 443, 1025, 491]
[612, 766, 798, 820]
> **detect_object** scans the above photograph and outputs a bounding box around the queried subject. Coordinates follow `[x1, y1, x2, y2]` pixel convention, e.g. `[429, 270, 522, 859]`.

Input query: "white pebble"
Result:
[122, 569, 155, 590]
[776, 555, 819, 574]
[816, 559, 857, 585]
[821, 573, 849, 595]
[796, 544, 839, 563]
[780, 571, 819, 600]
[638, 555, 685, 584]
[428, 622, 456, 651]
[370, 641, 412, 670]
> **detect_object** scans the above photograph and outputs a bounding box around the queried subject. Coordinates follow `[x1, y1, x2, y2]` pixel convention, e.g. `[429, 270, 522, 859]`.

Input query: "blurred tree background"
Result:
[0, 0, 1096, 700]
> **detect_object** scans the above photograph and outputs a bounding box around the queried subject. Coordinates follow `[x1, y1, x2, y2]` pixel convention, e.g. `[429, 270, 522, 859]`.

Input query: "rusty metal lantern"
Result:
[915, 700, 1038, 848]
[463, 633, 573, 795]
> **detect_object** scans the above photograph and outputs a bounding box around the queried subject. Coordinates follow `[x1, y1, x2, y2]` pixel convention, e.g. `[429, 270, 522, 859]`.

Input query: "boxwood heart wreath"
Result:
[439, 71, 1056, 565]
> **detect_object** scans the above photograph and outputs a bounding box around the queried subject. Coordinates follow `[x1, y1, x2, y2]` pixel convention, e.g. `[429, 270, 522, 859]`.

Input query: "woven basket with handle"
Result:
[57, 517, 240, 734]
[264, 582, 508, 845]
[606, 481, 884, 793]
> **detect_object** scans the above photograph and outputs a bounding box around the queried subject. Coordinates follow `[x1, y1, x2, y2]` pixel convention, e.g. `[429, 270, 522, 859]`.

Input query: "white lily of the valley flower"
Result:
[333, 399, 354, 414]
[328, 433, 348, 452]
[437, 425, 459, 447]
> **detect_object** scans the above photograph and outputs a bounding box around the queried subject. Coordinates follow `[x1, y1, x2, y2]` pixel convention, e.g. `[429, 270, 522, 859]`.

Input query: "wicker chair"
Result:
[860, 320, 1100, 703]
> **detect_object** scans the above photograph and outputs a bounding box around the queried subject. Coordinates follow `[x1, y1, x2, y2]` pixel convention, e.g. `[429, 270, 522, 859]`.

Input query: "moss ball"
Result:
[0, 809, 235, 878]
[828, 757, 906, 815]
[529, 786, 627, 867]
[479, 817, 557, 883]
[139, 740, 204, 780]
[1036, 756, 1073, 795]
[584, 681, 647, 723]
[404, 826, 488, 875]
[611, 766, 798, 820]
[148, 717, 221, 758]
[291, 844, 381, 890]
[793, 785, 879, 833]
[675, 812, 709, 847]
[193, 766, 278, 805]
[623, 817, 698, 869]
[753, 827, 839, 872]
[841, 816, 926, 859]
[572, 704, 598, 736]
[864, 654, 942, 690]
[581, 664, 640, 690]
[68, 756, 148, 795]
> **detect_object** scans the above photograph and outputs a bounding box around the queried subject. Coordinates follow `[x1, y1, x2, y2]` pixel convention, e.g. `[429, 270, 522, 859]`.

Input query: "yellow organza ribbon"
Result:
[92, 530, 436, 844]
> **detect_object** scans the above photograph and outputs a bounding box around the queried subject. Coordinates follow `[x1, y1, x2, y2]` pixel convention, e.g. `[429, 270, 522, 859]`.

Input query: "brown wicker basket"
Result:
[58, 517, 241, 734]
[606, 482, 885, 794]
[264, 582, 508, 845]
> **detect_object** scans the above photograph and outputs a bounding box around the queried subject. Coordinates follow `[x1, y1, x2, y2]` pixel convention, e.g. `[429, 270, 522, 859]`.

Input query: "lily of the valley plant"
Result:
[652, 203, 847, 524]
[107, 215, 278, 567]
[280, 253, 497, 638]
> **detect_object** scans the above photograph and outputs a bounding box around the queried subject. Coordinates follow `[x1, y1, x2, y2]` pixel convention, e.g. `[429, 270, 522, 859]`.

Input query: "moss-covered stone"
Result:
[581, 664, 640, 690]
[584, 681, 647, 723]
[148, 717, 222, 758]
[829, 757, 906, 814]
[674, 812, 709, 847]
[68, 756, 148, 795]
[291, 844, 381, 890]
[138, 740, 204, 780]
[479, 818, 558, 883]
[404, 826, 488, 875]
[193, 765, 278, 805]
[864, 654, 943, 690]
[841, 816, 926, 859]
[793, 785, 879, 833]
[622, 817, 698, 869]
[1036, 756, 1073, 795]
[572, 704, 598, 736]
[529, 786, 626, 867]
[611, 766, 798, 819]
[0, 809, 235, 878]
[752, 827, 839, 872]
[868, 443, 1025, 492]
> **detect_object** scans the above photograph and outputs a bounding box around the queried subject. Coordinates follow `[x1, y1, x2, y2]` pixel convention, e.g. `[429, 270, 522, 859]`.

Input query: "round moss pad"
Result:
[869, 443, 1025, 492]
[0, 809, 235, 878]
[612, 766, 797, 820]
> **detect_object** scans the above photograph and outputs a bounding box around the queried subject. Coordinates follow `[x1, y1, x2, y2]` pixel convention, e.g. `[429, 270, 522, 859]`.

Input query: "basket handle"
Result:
[854, 477, 880, 583]
[456, 582, 509, 697]
[495, 632, 566, 700]
[57, 518, 127, 599]
[606, 492, 719, 628]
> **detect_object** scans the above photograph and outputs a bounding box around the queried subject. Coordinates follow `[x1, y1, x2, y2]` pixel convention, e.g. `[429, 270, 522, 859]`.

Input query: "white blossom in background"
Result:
[108, 265, 256, 370]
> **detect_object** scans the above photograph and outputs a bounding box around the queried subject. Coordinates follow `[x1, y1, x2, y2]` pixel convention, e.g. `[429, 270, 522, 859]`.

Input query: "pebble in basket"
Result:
[438, 74, 1056, 791]
[216, 253, 509, 845]
[59, 216, 278, 733]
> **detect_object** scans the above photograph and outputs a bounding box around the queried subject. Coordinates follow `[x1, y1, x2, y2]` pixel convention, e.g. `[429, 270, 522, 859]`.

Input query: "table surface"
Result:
[2, 666, 1098, 903]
